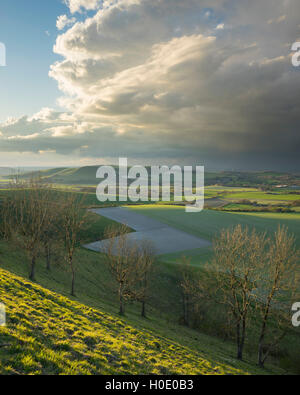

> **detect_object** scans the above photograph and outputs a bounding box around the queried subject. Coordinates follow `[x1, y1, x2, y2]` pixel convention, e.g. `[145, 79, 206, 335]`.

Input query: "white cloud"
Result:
[216, 23, 224, 30]
[39, 149, 57, 154]
[7, 133, 41, 141]
[46, 122, 92, 137]
[56, 15, 76, 30]
[64, 0, 100, 14]
[28, 107, 62, 122]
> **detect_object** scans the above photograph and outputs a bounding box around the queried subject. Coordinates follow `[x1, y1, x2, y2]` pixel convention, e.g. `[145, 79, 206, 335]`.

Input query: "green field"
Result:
[127, 205, 300, 264]
[128, 205, 300, 242]
[222, 191, 300, 202]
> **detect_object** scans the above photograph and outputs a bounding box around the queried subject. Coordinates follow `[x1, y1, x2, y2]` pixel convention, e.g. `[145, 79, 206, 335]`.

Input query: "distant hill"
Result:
[0, 167, 53, 178]
[7, 166, 300, 188]
[12, 166, 100, 185]
[0, 167, 15, 177]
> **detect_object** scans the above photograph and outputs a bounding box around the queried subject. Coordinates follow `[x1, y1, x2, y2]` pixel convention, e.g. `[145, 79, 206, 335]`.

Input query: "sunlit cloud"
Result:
[0, 0, 300, 170]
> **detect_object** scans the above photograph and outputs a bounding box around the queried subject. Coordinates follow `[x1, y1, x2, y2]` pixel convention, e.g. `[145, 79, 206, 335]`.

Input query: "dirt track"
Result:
[84, 207, 211, 256]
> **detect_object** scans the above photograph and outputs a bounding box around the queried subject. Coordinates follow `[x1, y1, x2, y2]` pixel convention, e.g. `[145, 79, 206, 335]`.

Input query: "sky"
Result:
[0, 0, 299, 170]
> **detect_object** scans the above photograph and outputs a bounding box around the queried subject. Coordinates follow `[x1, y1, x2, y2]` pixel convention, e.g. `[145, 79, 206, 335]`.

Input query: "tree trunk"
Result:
[238, 317, 246, 361]
[236, 321, 243, 360]
[258, 334, 265, 368]
[29, 256, 36, 281]
[237, 346, 243, 360]
[119, 297, 125, 315]
[258, 305, 269, 367]
[70, 258, 75, 297]
[141, 301, 146, 318]
[119, 283, 125, 315]
[182, 292, 189, 326]
[45, 243, 51, 271]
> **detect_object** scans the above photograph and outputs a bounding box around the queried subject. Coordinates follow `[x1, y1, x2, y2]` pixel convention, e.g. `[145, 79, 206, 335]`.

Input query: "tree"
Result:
[41, 192, 64, 272]
[0, 171, 28, 242]
[212, 225, 267, 360]
[179, 257, 214, 330]
[0, 196, 15, 241]
[179, 257, 194, 327]
[103, 225, 139, 315]
[256, 226, 300, 368]
[132, 241, 155, 318]
[61, 194, 87, 296]
[14, 178, 52, 281]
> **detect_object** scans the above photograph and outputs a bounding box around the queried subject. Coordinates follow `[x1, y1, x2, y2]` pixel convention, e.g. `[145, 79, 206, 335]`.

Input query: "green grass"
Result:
[128, 205, 300, 240]
[221, 203, 258, 211]
[79, 211, 133, 245]
[222, 191, 300, 202]
[1, 268, 256, 375]
[0, 201, 297, 375]
[127, 205, 300, 270]
[1, 256, 278, 375]
[0, 222, 283, 375]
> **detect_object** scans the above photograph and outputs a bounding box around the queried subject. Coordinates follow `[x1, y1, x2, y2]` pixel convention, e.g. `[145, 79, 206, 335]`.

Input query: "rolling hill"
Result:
[0, 167, 15, 177]
[9, 166, 107, 186]
[0, 268, 250, 375]
[6, 166, 300, 188]
[0, 205, 287, 375]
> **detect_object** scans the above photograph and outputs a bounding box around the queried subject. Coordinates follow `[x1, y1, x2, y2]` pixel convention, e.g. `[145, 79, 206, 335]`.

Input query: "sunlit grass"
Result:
[0, 268, 251, 375]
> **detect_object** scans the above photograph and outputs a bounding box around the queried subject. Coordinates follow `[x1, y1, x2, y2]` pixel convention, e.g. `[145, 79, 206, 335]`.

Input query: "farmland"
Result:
[126, 206, 300, 272]
[222, 191, 300, 202]
[128, 205, 300, 244]
[0, 171, 299, 375]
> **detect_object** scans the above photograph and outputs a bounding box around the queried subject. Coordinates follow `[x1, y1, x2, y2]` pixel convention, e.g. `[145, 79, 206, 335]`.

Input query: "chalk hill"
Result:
[0, 268, 250, 375]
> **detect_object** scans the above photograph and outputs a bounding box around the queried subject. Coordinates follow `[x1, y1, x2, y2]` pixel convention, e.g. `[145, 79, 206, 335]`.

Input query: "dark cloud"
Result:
[1, 0, 300, 170]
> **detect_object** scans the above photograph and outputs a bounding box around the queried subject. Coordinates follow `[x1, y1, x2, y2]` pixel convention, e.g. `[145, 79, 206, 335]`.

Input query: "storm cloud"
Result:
[1, 0, 300, 170]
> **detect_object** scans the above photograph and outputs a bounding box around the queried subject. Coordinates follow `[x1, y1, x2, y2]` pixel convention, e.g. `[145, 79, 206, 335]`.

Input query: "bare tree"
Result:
[13, 178, 52, 281]
[0, 171, 27, 241]
[41, 193, 64, 272]
[61, 194, 87, 296]
[132, 241, 155, 318]
[103, 225, 139, 315]
[179, 257, 214, 330]
[179, 257, 194, 327]
[211, 225, 267, 360]
[0, 196, 15, 241]
[256, 226, 300, 368]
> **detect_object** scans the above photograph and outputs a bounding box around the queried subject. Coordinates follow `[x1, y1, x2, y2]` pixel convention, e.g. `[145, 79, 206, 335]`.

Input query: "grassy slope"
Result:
[0, 204, 292, 375]
[1, 240, 277, 376]
[0, 232, 281, 374]
[1, 268, 254, 375]
[14, 166, 100, 186]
